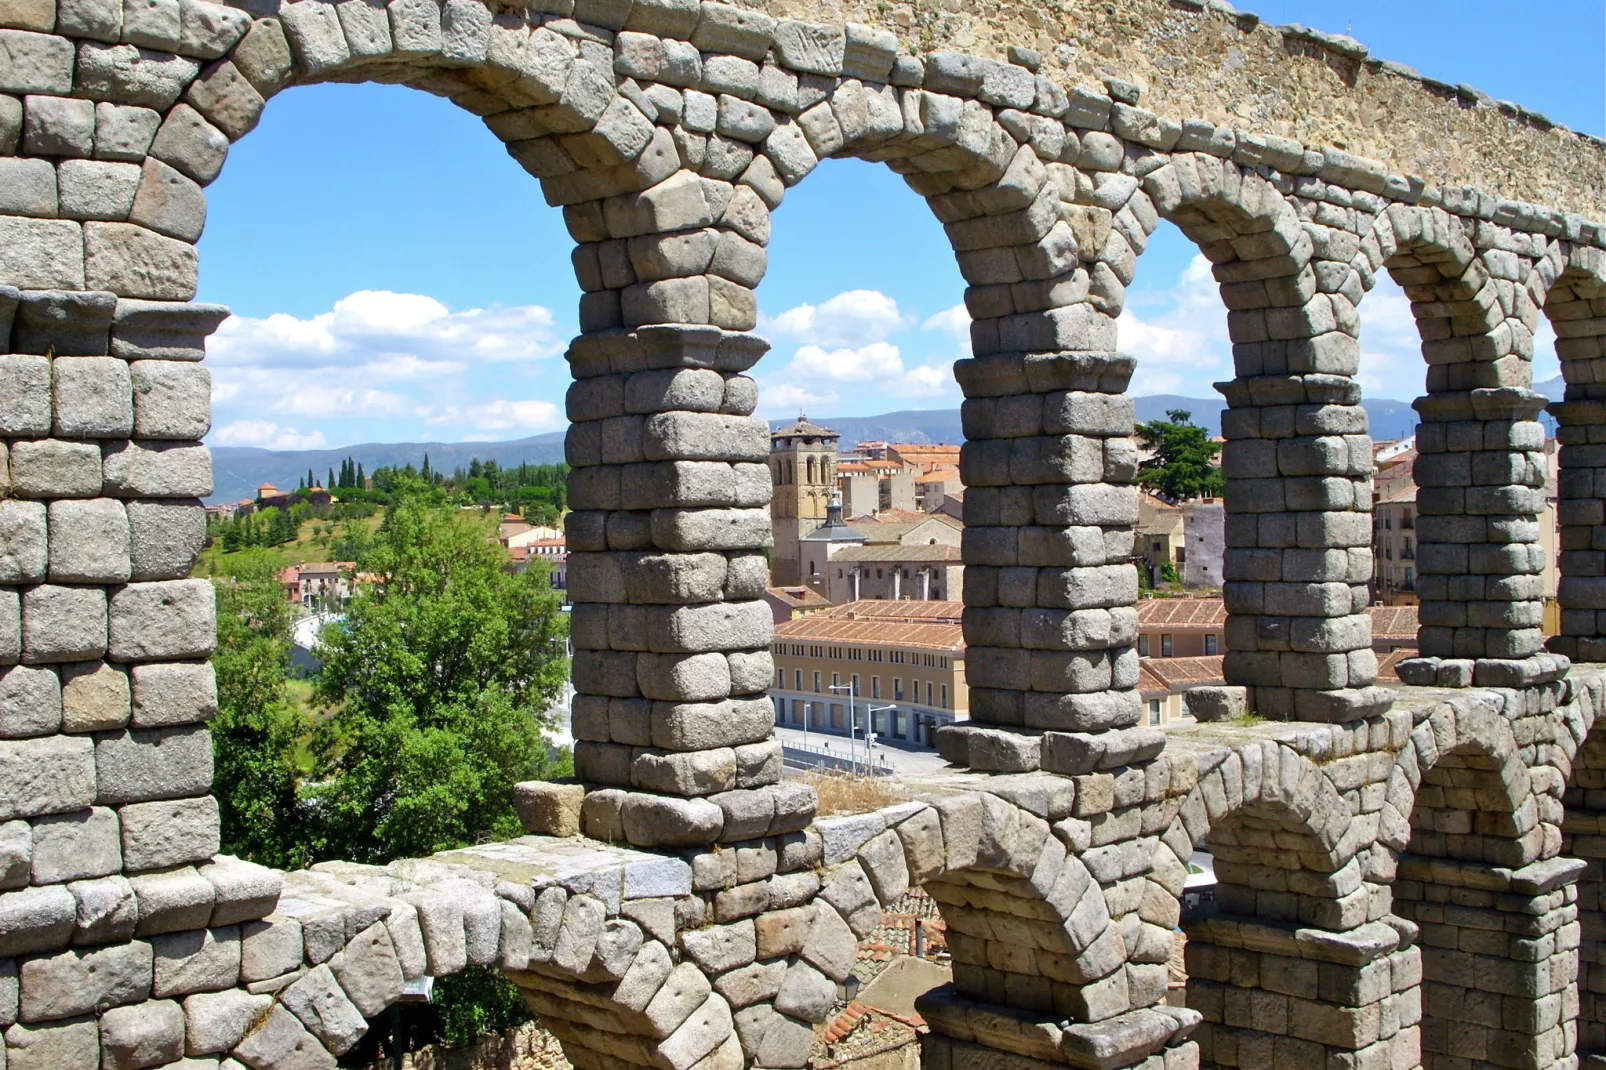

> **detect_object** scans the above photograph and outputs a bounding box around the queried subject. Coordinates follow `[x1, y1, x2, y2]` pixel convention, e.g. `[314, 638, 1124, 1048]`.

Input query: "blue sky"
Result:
[197, 2, 1602, 449]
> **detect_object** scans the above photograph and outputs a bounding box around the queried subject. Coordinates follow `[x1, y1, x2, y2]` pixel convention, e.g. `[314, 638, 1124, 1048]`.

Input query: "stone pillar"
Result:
[1186, 914, 1421, 1069]
[1393, 856, 1582, 1069]
[1215, 371, 1391, 722]
[939, 346, 1146, 776]
[1177, 730, 1417, 1070]
[1144, 156, 1389, 724]
[0, 290, 282, 959]
[1550, 398, 1606, 664]
[1565, 727, 1606, 1064]
[563, 323, 816, 849]
[1544, 244, 1606, 666]
[1401, 388, 1568, 689]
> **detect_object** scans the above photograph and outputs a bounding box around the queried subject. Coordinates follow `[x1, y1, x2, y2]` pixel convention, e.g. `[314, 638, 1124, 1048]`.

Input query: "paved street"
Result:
[773, 724, 954, 777]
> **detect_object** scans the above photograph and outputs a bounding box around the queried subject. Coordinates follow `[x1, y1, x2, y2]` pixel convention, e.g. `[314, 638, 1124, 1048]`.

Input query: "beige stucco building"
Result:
[770, 601, 968, 747]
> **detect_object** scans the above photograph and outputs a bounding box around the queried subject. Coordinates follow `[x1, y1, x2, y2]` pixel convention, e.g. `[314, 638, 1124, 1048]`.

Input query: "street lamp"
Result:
[802, 701, 812, 750]
[828, 682, 859, 771]
[865, 704, 895, 774]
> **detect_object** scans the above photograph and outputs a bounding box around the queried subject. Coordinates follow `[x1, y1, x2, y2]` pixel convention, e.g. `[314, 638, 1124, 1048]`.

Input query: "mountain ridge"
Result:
[206, 388, 1511, 502]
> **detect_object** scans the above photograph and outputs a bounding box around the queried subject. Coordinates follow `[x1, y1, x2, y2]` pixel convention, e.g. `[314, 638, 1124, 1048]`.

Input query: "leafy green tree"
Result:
[1135, 409, 1224, 501]
[308, 489, 570, 861]
[211, 551, 310, 869]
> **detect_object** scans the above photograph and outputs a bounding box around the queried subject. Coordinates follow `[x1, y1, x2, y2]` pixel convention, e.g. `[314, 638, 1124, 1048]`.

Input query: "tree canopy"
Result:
[211, 551, 310, 869]
[1135, 409, 1224, 501]
[307, 488, 570, 861]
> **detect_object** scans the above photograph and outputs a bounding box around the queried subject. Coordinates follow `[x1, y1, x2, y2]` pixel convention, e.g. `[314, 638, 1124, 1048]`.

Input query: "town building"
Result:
[256, 482, 291, 510]
[279, 561, 357, 609]
[1180, 499, 1224, 588]
[769, 600, 966, 748]
[769, 416, 839, 585]
[1372, 439, 1562, 614]
[836, 458, 915, 517]
[800, 506, 964, 604]
[1137, 491, 1185, 586]
[1135, 597, 1421, 658]
[915, 466, 963, 512]
[763, 585, 833, 623]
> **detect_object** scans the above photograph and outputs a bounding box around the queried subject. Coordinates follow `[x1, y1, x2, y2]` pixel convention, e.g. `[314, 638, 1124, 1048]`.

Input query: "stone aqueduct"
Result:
[0, 0, 1605, 1066]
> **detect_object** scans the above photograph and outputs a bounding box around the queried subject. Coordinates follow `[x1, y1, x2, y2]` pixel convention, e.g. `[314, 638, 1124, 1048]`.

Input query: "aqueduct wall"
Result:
[1, 0, 1605, 1067]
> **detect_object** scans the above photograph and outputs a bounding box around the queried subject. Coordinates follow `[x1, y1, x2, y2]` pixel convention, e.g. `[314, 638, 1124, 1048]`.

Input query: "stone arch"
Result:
[1561, 672, 1606, 1063]
[1366, 204, 1564, 690]
[1140, 152, 1387, 723]
[1169, 733, 1418, 1070]
[1540, 242, 1606, 663]
[1392, 690, 1580, 1069]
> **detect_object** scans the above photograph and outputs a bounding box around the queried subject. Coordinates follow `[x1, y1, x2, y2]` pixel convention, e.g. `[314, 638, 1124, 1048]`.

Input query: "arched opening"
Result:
[1564, 723, 1606, 1062]
[1138, 154, 1386, 723]
[1376, 207, 1562, 689]
[1541, 245, 1606, 664]
[1397, 720, 1576, 1069]
[198, 79, 578, 478]
[1179, 747, 1414, 1070]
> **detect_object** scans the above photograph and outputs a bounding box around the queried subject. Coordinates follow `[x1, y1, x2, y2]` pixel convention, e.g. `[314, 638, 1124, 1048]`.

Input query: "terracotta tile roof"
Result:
[829, 544, 961, 563]
[767, 586, 832, 609]
[815, 600, 964, 622]
[1376, 648, 1417, 682]
[772, 416, 839, 439]
[1140, 655, 1226, 692]
[774, 614, 964, 653]
[1136, 598, 1228, 628]
[1368, 605, 1419, 639]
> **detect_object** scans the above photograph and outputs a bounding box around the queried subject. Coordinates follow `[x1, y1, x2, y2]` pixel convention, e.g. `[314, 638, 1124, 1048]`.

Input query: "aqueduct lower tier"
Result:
[1, 0, 1606, 1066]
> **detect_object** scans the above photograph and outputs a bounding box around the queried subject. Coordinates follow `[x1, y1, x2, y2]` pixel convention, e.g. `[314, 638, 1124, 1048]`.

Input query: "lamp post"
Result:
[866, 704, 895, 774]
[803, 701, 812, 750]
[828, 682, 858, 770]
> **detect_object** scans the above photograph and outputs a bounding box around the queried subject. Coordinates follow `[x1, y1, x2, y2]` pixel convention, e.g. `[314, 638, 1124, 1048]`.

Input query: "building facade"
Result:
[768, 417, 840, 585]
[770, 602, 968, 747]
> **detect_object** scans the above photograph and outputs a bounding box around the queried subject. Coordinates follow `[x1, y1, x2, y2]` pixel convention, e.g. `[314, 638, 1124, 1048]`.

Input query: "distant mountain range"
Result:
[209, 382, 1568, 503]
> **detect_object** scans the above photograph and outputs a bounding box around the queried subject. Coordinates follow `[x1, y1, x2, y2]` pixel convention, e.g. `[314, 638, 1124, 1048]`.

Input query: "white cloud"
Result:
[764, 290, 907, 347]
[1118, 253, 1232, 395]
[205, 290, 571, 447]
[754, 289, 967, 417]
[1355, 275, 1426, 399]
[786, 342, 906, 383]
[424, 399, 563, 437]
[209, 290, 565, 371]
[922, 302, 971, 341]
[213, 419, 328, 450]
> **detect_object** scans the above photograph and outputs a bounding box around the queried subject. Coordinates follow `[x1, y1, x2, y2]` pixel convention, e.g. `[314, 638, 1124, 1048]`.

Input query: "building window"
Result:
[1149, 699, 1161, 725]
[812, 672, 820, 693]
[851, 674, 859, 696]
[926, 682, 933, 705]
[810, 562, 817, 576]
[940, 684, 948, 708]
[894, 679, 904, 701]
[776, 668, 784, 689]
[837, 569, 843, 579]
[793, 670, 801, 691]
[872, 677, 881, 699]
[1161, 634, 1173, 657]
[1204, 635, 1217, 655]
[1138, 635, 1150, 657]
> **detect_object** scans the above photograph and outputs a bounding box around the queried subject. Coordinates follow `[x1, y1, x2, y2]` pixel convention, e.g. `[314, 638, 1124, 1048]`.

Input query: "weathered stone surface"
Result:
[281, 963, 366, 1055]
[99, 996, 184, 1068]
[152, 925, 239, 997]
